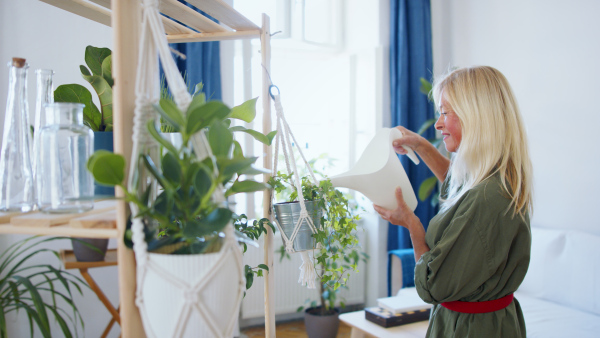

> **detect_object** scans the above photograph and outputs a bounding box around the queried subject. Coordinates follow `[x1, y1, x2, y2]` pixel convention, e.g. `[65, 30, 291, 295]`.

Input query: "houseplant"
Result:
[0, 236, 88, 337]
[87, 88, 275, 336]
[269, 170, 364, 337]
[54, 45, 113, 133]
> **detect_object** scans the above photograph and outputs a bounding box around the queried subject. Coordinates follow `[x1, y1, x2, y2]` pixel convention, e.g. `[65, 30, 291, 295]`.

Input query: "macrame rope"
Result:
[269, 91, 321, 288]
[128, 0, 243, 336]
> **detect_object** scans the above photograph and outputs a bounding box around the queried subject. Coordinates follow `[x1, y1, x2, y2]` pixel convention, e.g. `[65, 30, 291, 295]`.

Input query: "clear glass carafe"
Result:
[0, 58, 34, 212]
[37, 103, 94, 213]
[32, 69, 55, 184]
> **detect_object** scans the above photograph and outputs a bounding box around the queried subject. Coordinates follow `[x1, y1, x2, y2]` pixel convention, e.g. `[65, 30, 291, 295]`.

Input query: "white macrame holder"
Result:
[270, 87, 321, 289]
[128, 1, 244, 337]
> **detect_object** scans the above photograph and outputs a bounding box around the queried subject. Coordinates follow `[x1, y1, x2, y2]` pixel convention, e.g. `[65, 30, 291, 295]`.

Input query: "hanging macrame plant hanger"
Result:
[269, 85, 323, 289]
[127, 0, 244, 337]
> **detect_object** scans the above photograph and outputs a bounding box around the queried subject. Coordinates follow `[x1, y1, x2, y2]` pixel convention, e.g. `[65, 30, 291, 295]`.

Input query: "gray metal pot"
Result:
[273, 200, 322, 252]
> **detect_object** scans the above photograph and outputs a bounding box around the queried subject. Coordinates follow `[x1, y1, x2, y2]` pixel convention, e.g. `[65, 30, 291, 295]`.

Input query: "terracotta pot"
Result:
[304, 306, 340, 338]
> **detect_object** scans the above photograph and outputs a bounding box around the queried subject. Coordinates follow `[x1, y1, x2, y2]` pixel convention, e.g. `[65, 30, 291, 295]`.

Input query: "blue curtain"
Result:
[164, 1, 222, 100]
[388, 0, 436, 252]
[169, 42, 222, 101]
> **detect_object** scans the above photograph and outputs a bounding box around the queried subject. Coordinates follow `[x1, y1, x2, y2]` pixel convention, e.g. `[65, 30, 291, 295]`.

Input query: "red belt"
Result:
[441, 293, 514, 314]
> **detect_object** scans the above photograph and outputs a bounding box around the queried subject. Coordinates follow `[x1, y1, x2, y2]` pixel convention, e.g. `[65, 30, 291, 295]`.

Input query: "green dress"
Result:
[414, 174, 531, 337]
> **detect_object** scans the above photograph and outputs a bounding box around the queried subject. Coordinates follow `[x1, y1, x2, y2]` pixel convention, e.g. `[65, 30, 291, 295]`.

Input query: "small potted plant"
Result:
[269, 170, 364, 338]
[87, 87, 275, 336]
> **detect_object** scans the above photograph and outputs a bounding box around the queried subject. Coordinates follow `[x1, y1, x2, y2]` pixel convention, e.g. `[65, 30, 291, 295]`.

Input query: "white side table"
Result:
[339, 310, 429, 338]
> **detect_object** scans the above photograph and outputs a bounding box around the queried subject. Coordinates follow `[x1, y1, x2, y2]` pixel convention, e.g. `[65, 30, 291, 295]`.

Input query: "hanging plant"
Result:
[269, 171, 365, 315]
[87, 87, 276, 254]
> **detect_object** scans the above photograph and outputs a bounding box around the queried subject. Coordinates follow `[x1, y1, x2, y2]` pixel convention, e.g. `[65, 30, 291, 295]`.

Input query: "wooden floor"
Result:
[241, 320, 352, 338]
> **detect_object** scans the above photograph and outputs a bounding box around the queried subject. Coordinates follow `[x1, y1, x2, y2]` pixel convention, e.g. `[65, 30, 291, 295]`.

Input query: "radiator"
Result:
[240, 232, 367, 320]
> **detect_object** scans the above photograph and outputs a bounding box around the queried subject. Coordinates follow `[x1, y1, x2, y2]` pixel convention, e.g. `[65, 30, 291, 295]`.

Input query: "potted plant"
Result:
[269, 171, 365, 338]
[0, 236, 88, 337]
[54, 45, 114, 197]
[86, 87, 275, 336]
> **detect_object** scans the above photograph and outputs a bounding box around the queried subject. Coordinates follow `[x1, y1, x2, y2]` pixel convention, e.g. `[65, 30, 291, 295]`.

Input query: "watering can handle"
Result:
[403, 145, 420, 165]
[392, 128, 420, 165]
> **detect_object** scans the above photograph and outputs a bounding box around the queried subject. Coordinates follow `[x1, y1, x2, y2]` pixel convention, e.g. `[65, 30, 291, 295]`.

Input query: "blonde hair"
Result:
[432, 66, 533, 217]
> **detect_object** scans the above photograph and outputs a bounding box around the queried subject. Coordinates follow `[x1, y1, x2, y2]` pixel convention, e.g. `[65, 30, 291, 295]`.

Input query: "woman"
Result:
[374, 66, 532, 337]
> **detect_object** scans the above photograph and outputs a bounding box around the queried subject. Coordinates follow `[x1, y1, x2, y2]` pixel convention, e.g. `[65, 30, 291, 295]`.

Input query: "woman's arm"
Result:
[393, 126, 450, 182]
[373, 187, 430, 262]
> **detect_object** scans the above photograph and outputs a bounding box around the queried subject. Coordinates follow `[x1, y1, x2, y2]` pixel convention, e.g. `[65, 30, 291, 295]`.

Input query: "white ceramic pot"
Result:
[137, 241, 244, 338]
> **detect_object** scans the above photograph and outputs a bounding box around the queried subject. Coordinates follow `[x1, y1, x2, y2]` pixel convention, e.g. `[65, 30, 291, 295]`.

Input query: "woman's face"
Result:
[435, 92, 462, 153]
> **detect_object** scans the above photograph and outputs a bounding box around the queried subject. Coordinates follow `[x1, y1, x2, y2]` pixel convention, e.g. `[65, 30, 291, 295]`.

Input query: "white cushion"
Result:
[516, 292, 600, 338]
[519, 226, 600, 316]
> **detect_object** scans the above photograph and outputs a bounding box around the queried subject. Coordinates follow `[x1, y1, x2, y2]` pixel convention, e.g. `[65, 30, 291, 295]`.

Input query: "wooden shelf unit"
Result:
[33, 1, 275, 337]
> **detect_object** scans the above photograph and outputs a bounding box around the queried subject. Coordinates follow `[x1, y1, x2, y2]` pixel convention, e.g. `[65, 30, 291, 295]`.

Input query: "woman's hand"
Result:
[373, 187, 419, 229]
[393, 126, 425, 155]
[375, 187, 430, 262]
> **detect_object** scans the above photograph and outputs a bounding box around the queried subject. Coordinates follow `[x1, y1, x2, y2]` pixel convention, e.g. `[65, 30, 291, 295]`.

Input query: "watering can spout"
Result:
[329, 128, 419, 211]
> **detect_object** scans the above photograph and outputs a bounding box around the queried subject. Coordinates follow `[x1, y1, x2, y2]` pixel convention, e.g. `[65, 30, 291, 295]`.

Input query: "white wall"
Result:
[431, 0, 600, 235]
[0, 0, 117, 337]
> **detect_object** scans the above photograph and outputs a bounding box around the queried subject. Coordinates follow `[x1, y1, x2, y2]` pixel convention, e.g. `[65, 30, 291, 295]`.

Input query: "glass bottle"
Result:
[32, 69, 55, 183]
[0, 58, 34, 212]
[37, 103, 94, 213]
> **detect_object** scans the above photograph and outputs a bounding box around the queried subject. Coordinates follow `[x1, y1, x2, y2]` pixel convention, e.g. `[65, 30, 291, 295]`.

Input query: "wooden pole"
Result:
[111, 0, 145, 336]
[261, 13, 276, 338]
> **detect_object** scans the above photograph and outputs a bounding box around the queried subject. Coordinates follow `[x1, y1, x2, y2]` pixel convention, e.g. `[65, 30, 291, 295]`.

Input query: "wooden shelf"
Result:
[0, 200, 118, 238]
[39, 0, 260, 42]
[61, 249, 118, 269]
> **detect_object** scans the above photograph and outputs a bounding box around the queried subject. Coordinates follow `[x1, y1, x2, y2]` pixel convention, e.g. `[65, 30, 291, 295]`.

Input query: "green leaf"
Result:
[218, 157, 257, 182]
[258, 264, 269, 271]
[159, 98, 185, 129]
[417, 118, 437, 135]
[226, 180, 270, 197]
[80, 68, 113, 130]
[232, 140, 244, 158]
[418, 176, 438, 201]
[193, 166, 212, 197]
[182, 208, 232, 238]
[228, 97, 257, 123]
[245, 268, 254, 290]
[146, 120, 179, 156]
[162, 152, 182, 186]
[101, 54, 114, 87]
[230, 126, 276, 145]
[87, 150, 125, 186]
[54, 84, 101, 131]
[13, 276, 50, 333]
[419, 77, 432, 96]
[187, 89, 207, 114]
[208, 121, 233, 157]
[84, 45, 111, 76]
[141, 154, 173, 191]
[186, 101, 231, 136]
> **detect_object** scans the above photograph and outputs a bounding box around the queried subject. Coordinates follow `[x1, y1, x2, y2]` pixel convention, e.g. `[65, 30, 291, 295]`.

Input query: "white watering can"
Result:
[329, 128, 419, 211]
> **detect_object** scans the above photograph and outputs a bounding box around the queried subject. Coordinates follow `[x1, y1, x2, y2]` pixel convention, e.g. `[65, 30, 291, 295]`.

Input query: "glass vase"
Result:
[32, 69, 55, 187]
[37, 103, 94, 213]
[0, 58, 34, 212]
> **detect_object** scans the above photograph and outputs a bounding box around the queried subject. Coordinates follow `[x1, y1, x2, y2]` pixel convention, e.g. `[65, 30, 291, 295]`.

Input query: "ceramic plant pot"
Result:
[273, 200, 322, 252]
[304, 306, 340, 338]
[71, 237, 109, 262]
[137, 238, 245, 337]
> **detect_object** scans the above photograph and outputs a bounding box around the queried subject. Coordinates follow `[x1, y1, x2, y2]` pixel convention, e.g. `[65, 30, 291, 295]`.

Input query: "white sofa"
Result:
[390, 226, 600, 337]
